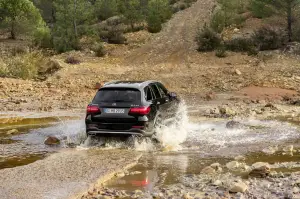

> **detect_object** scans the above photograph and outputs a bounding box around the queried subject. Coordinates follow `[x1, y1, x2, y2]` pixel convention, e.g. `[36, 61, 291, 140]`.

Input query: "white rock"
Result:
[210, 162, 221, 169]
[213, 180, 222, 186]
[235, 69, 242, 75]
[283, 145, 294, 152]
[252, 162, 270, 169]
[130, 171, 142, 175]
[226, 161, 240, 170]
[293, 187, 300, 193]
[234, 155, 245, 161]
[115, 172, 125, 178]
[6, 129, 18, 135]
[229, 181, 248, 193]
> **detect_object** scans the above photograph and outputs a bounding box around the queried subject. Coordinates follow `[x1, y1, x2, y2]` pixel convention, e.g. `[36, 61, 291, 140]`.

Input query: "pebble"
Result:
[229, 181, 248, 193]
[226, 161, 240, 170]
[201, 166, 216, 174]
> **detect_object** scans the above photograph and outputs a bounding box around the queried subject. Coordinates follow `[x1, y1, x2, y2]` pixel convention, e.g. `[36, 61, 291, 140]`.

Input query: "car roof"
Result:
[102, 80, 159, 90]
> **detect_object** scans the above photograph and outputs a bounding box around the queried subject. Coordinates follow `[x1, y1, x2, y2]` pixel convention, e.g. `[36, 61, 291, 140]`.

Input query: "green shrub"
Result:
[215, 46, 227, 58]
[5, 51, 45, 79]
[250, 0, 274, 18]
[33, 25, 52, 48]
[196, 25, 221, 51]
[147, 13, 162, 33]
[225, 37, 255, 52]
[107, 30, 126, 44]
[292, 23, 300, 42]
[91, 42, 106, 57]
[252, 26, 286, 50]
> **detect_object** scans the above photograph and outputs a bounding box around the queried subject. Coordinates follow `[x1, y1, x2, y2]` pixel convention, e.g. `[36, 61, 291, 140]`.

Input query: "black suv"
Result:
[85, 81, 179, 137]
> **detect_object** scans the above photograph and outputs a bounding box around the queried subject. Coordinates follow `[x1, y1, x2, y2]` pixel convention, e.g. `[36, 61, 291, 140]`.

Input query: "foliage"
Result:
[252, 26, 286, 50]
[33, 24, 52, 48]
[53, 0, 95, 52]
[1, 51, 46, 79]
[94, 0, 118, 20]
[249, 0, 275, 18]
[225, 37, 255, 52]
[147, 0, 172, 33]
[210, 0, 247, 33]
[118, 0, 144, 30]
[91, 42, 106, 57]
[196, 25, 221, 51]
[215, 45, 227, 58]
[65, 56, 81, 64]
[0, 0, 47, 39]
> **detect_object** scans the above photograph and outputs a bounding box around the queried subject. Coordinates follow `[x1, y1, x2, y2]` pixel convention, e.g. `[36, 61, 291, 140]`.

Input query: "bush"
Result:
[196, 25, 221, 51]
[225, 37, 255, 52]
[252, 26, 286, 50]
[65, 56, 81, 64]
[4, 51, 45, 79]
[250, 0, 274, 19]
[91, 43, 106, 57]
[215, 46, 227, 58]
[147, 13, 162, 33]
[33, 26, 52, 48]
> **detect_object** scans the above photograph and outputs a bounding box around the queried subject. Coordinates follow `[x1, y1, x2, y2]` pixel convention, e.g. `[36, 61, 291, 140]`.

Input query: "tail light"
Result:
[87, 105, 100, 113]
[129, 106, 151, 115]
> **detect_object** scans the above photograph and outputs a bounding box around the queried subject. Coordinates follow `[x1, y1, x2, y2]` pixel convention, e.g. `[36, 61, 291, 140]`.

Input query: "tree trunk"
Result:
[287, 1, 292, 42]
[73, 0, 78, 40]
[10, 20, 16, 40]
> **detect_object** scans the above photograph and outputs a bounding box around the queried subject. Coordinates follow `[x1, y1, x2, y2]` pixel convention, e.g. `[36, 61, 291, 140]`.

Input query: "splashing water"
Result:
[154, 102, 189, 151]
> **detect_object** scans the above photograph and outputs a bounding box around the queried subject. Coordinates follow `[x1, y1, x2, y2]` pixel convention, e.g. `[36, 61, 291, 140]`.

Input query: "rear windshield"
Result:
[92, 88, 141, 103]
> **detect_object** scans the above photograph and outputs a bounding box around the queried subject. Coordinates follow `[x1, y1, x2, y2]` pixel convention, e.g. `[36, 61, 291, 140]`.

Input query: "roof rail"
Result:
[103, 80, 119, 86]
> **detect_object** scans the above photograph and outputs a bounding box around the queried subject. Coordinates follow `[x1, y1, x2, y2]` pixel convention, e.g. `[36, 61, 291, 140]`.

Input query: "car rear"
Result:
[85, 87, 152, 136]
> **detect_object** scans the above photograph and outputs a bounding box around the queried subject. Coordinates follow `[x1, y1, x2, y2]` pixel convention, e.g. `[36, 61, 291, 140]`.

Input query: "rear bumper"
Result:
[86, 127, 153, 137]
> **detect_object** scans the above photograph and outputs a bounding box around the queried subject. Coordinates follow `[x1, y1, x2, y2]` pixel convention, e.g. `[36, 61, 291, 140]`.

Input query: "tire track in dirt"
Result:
[125, 0, 216, 66]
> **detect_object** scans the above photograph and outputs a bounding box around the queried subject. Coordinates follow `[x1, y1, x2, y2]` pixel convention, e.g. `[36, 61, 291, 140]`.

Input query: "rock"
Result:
[249, 166, 270, 178]
[183, 193, 192, 199]
[235, 69, 242, 75]
[292, 187, 300, 193]
[265, 103, 277, 109]
[44, 136, 60, 145]
[115, 172, 125, 178]
[226, 121, 242, 129]
[234, 155, 245, 161]
[262, 146, 277, 154]
[226, 161, 240, 170]
[229, 181, 248, 193]
[6, 129, 18, 135]
[212, 180, 223, 186]
[252, 162, 270, 169]
[219, 107, 236, 116]
[130, 171, 142, 175]
[283, 145, 294, 152]
[210, 163, 221, 169]
[201, 166, 216, 174]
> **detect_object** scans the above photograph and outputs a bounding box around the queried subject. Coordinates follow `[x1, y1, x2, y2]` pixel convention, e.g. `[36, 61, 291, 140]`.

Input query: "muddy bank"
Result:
[0, 149, 141, 199]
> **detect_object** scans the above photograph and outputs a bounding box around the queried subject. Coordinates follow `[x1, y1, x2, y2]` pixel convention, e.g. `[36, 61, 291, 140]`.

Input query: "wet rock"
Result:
[226, 161, 240, 170]
[252, 162, 270, 169]
[6, 129, 19, 135]
[226, 121, 242, 129]
[283, 145, 294, 152]
[201, 166, 216, 174]
[44, 136, 60, 145]
[229, 181, 248, 193]
[130, 171, 142, 175]
[249, 166, 270, 178]
[262, 146, 277, 154]
[115, 172, 125, 178]
[234, 155, 245, 161]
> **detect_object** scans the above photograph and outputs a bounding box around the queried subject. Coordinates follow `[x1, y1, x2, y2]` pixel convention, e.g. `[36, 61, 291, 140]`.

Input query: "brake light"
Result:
[129, 106, 151, 115]
[87, 105, 100, 113]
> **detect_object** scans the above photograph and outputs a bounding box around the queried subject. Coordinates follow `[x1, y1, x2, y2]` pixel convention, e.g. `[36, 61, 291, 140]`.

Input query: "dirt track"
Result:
[0, 149, 141, 199]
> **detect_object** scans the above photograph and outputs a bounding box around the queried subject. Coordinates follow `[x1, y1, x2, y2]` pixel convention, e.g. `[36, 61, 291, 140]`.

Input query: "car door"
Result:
[156, 83, 175, 119]
[150, 83, 169, 120]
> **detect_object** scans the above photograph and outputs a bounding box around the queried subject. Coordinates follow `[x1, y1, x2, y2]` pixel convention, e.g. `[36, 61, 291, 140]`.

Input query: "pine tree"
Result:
[52, 0, 94, 52]
[146, 0, 171, 33]
[0, 0, 46, 39]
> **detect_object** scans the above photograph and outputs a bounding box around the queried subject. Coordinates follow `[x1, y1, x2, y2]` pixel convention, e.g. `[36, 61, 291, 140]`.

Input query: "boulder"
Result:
[44, 136, 60, 145]
[226, 161, 240, 170]
[229, 181, 248, 193]
[7, 129, 19, 135]
[252, 162, 270, 169]
[249, 166, 270, 178]
[226, 121, 242, 129]
[201, 166, 216, 174]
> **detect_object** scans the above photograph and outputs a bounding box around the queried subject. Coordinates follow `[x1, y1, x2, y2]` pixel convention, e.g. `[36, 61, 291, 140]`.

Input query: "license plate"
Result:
[104, 108, 125, 114]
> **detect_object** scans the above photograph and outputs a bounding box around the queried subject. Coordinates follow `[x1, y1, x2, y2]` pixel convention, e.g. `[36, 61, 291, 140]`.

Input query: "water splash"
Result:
[154, 101, 189, 151]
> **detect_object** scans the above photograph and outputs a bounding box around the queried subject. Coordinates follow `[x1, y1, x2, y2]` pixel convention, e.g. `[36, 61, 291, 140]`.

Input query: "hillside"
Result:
[1, 0, 300, 112]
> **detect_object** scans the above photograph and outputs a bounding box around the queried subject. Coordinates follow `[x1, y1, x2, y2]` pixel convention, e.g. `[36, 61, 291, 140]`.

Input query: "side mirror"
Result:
[168, 92, 177, 99]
